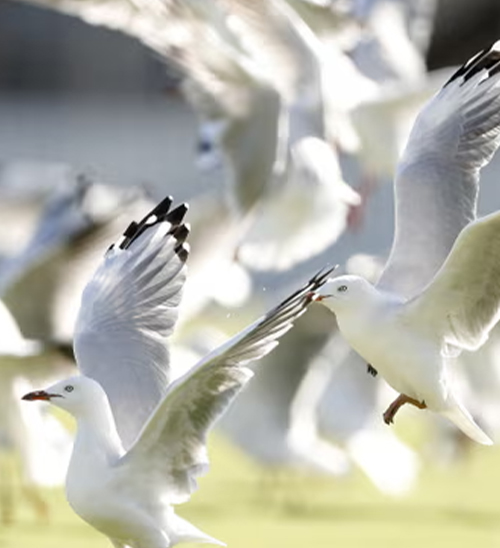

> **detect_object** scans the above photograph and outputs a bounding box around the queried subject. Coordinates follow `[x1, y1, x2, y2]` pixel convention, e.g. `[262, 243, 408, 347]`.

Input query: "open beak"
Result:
[307, 292, 327, 302]
[21, 390, 60, 402]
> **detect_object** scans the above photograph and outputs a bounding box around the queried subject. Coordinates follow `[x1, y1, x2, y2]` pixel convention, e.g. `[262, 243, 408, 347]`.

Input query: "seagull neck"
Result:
[73, 401, 124, 463]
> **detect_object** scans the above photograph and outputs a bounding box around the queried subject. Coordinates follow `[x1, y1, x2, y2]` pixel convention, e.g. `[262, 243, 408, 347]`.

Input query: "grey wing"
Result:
[73, 197, 189, 449]
[116, 266, 335, 503]
[407, 211, 500, 353]
[377, 42, 500, 298]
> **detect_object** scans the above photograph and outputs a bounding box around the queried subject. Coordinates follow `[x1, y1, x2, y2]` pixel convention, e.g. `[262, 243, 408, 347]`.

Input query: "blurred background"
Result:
[2, 0, 500, 547]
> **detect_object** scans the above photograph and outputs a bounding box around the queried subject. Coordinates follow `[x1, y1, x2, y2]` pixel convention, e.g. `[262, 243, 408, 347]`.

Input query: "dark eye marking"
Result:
[64, 385, 74, 393]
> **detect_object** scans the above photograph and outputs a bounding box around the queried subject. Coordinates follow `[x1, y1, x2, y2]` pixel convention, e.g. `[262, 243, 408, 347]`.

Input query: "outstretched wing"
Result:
[73, 196, 189, 449]
[377, 42, 500, 298]
[116, 267, 335, 504]
[407, 210, 500, 354]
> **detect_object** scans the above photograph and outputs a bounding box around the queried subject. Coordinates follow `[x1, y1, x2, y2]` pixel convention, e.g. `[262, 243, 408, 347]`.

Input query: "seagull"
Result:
[21, 195, 332, 548]
[314, 42, 500, 445]
[15, 0, 361, 271]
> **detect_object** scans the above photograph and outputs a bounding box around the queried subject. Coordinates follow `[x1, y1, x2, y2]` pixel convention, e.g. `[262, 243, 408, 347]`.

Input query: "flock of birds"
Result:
[3, 0, 500, 547]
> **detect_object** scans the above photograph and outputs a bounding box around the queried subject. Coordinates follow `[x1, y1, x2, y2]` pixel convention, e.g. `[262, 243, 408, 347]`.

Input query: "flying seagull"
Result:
[315, 42, 500, 445]
[22, 195, 332, 547]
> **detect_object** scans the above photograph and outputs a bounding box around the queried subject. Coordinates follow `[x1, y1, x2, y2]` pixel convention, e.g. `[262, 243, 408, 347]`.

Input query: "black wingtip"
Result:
[166, 203, 189, 225]
[175, 244, 189, 263]
[274, 265, 337, 312]
[444, 42, 500, 88]
[170, 223, 190, 243]
[309, 265, 338, 289]
[116, 195, 189, 251]
[149, 195, 173, 219]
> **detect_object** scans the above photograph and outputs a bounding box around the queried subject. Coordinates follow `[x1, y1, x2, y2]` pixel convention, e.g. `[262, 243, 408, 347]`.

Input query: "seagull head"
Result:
[314, 275, 377, 314]
[21, 375, 108, 418]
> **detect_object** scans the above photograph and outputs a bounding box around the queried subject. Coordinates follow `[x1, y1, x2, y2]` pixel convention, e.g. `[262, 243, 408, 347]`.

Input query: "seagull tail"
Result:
[170, 513, 226, 547]
[442, 404, 493, 446]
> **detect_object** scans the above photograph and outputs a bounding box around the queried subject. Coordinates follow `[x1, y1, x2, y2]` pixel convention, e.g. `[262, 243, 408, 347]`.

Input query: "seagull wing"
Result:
[73, 197, 189, 449]
[219, 0, 326, 143]
[406, 210, 500, 353]
[115, 267, 335, 504]
[377, 42, 500, 298]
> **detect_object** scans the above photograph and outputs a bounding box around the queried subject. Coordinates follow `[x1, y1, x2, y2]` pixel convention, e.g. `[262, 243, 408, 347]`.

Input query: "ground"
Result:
[1, 419, 500, 548]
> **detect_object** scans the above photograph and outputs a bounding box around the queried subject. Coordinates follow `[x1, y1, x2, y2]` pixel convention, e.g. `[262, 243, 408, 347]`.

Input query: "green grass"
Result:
[2, 431, 500, 548]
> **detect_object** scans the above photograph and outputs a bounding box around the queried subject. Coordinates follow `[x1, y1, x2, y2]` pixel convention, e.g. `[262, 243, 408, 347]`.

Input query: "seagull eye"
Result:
[64, 385, 74, 393]
[337, 285, 348, 293]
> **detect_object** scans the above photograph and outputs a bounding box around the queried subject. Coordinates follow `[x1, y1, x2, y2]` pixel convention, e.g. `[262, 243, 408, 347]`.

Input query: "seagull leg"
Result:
[383, 394, 426, 425]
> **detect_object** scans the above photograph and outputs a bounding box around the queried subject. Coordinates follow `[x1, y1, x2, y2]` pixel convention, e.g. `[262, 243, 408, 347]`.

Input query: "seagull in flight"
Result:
[21, 195, 332, 548]
[315, 42, 500, 445]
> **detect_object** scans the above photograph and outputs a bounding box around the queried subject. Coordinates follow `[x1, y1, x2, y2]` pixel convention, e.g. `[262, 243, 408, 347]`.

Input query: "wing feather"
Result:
[115, 267, 335, 503]
[73, 197, 189, 449]
[377, 42, 500, 298]
[407, 211, 500, 353]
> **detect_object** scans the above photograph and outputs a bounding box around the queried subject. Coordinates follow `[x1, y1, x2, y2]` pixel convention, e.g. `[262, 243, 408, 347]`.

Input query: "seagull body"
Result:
[316, 42, 500, 445]
[59, 377, 206, 548]
[317, 275, 491, 444]
[22, 196, 332, 547]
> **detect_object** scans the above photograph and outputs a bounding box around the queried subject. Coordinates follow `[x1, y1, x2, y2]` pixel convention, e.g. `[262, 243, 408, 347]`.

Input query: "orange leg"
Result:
[383, 394, 426, 425]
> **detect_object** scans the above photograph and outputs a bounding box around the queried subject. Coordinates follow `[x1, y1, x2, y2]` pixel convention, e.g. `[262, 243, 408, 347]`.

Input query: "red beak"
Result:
[21, 390, 58, 401]
[308, 292, 326, 302]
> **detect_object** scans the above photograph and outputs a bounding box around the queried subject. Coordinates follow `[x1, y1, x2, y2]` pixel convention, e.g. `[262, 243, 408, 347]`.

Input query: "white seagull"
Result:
[315, 42, 500, 445]
[21, 195, 332, 548]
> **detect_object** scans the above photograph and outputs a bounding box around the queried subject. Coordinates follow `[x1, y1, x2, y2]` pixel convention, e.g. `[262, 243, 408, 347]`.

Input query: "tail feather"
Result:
[442, 404, 493, 445]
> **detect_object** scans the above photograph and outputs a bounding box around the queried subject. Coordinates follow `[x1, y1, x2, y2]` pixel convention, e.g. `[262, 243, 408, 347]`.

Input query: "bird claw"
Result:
[383, 394, 427, 426]
[383, 409, 394, 425]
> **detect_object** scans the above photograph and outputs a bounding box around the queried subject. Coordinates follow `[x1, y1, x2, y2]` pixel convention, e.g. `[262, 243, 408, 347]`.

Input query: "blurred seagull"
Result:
[217, 0, 361, 270]
[15, 0, 361, 271]
[347, 0, 441, 191]
[0, 298, 74, 524]
[217, 304, 351, 478]
[0, 176, 151, 342]
[315, 42, 500, 444]
[22, 195, 332, 548]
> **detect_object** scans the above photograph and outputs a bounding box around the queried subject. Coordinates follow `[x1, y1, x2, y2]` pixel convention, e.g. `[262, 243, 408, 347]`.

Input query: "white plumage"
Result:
[22, 196, 332, 547]
[316, 42, 500, 445]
